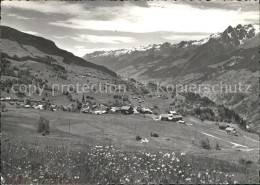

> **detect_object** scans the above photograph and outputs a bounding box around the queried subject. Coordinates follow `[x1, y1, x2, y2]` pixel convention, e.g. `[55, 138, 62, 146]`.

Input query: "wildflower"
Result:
[1, 176, 5, 184]
[181, 152, 186, 156]
[163, 153, 170, 158]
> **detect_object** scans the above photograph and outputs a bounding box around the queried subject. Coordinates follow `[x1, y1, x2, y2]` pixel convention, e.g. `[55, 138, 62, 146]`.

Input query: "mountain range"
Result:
[84, 24, 258, 81]
[84, 24, 259, 132]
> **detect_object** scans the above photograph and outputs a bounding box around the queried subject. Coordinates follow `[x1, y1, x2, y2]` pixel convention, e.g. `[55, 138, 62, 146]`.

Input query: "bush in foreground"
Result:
[200, 138, 211, 150]
[37, 116, 50, 134]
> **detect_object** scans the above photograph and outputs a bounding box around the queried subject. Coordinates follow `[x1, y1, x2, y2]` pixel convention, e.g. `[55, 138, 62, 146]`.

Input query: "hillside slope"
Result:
[1, 26, 117, 77]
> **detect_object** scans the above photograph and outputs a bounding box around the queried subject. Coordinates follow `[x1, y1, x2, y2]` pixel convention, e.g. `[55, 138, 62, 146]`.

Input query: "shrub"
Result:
[238, 158, 253, 166]
[215, 142, 221, 150]
[200, 138, 211, 150]
[151, 132, 159, 137]
[136, 135, 142, 141]
[219, 125, 228, 130]
[37, 116, 50, 135]
[1, 102, 6, 110]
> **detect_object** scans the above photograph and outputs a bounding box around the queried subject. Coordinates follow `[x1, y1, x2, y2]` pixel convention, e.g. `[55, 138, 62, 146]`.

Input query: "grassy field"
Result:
[1, 108, 259, 184]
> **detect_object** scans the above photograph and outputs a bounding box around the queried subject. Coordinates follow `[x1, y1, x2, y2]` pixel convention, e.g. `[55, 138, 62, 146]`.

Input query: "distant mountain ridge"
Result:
[83, 24, 259, 79]
[1, 26, 117, 77]
[84, 24, 258, 55]
[83, 24, 259, 132]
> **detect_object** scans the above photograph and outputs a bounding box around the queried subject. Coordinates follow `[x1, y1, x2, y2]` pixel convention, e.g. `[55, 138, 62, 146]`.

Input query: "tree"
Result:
[215, 142, 221, 150]
[43, 104, 47, 110]
[77, 102, 82, 111]
[1, 103, 6, 110]
[194, 108, 201, 115]
[82, 94, 85, 103]
[25, 99, 31, 105]
[200, 138, 211, 150]
[37, 116, 50, 134]
[16, 91, 26, 98]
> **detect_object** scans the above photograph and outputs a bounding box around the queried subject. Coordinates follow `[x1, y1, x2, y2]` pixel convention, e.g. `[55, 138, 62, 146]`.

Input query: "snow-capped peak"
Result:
[85, 23, 257, 58]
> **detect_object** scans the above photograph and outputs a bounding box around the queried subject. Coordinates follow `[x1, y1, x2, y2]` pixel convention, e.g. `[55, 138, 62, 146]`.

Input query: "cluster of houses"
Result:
[0, 97, 12, 101]
[159, 110, 184, 123]
[0, 97, 59, 111]
[80, 104, 153, 115]
[1, 96, 156, 116]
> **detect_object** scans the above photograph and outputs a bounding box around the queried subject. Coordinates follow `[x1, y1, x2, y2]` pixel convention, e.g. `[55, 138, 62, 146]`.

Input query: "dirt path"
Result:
[200, 132, 249, 149]
[243, 136, 260, 143]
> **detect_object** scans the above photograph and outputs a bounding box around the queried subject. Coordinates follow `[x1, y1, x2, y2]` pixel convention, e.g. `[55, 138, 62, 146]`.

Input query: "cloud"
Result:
[2, 1, 258, 57]
[21, 30, 41, 36]
[61, 46, 116, 57]
[2, 1, 85, 15]
[7, 13, 36, 20]
[162, 34, 208, 41]
[3, 1, 258, 34]
[52, 35, 71, 39]
[71, 35, 136, 44]
[48, 2, 258, 33]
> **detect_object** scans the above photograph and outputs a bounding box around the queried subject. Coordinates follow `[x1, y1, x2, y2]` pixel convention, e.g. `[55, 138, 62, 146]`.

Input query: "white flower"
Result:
[163, 153, 170, 158]
[1, 176, 5, 184]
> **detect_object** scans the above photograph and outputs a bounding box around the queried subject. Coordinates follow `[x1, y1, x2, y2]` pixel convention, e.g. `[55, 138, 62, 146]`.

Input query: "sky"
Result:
[2, 1, 259, 57]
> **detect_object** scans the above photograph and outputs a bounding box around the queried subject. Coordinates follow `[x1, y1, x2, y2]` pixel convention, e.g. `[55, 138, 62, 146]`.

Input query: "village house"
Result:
[110, 107, 121, 113]
[168, 110, 177, 115]
[120, 106, 134, 115]
[225, 127, 236, 133]
[172, 115, 183, 121]
[160, 114, 173, 121]
[81, 107, 90, 113]
[139, 107, 153, 114]
[161, 113, 183, 122]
